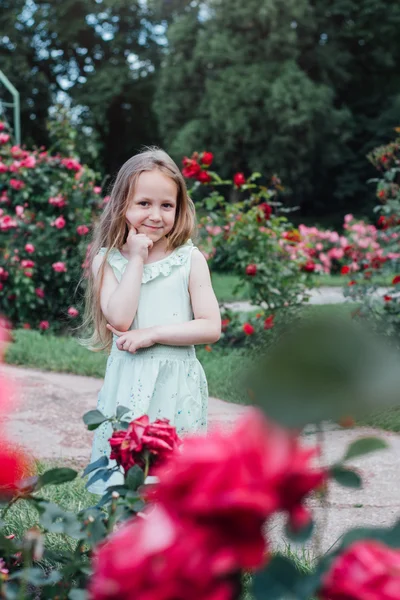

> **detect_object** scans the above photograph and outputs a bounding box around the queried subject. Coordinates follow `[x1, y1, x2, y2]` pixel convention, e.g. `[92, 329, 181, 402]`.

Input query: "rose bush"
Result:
[0, 121, 103, 331]
[342, 132, 400, 344]
[181, 151, 312, 348]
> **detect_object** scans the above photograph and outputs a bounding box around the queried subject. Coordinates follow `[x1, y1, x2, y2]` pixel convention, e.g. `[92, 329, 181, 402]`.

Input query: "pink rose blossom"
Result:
[9, 161, 21, 173]
[48, 195, 67, 208]
[52, 261, 67, 273]
[35, 288, 45, 299]
[15, 205, 24, 217]
[21, 259, 34, 269]
[0, 122, 5, 131]
[25, 243, 35, 254]
[76, 225, 89, 236]
[52, 216, 66, 229]
[0, 133, 10, 144]
[39, 321, 49, 331]
[0, 162, 8, 173]
[0, 215, 18, 231]
[93, 186, 102, 194]
[61, 157, 82, 172]
[9, 179, 25, 190]
[20, 155, 36, 169]
[67, 307, 79, 317]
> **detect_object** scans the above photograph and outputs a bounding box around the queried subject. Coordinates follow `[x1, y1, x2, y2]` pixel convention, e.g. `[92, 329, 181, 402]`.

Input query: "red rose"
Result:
[109, 415, 180, 475]
[243, 323, 255, 335]
[319, 540, 400, 600]
[149, 409, 326, 570]
[246, 264, 257, 276]
[221, 318, 230, 332]
[284, 230, 301, 243]
[200, 151, 214, 166]
[89, 506, 237, 600]
[348, 280, 356, 286]
[39, 321, 49, 330]
[392, 275, 400, 285]
[0, 444, 31, 499]
[377, 216, 388, 229]
[233, 172, 246, 187]
[377, 190, 386, 199]
[182, 158, 201, 179]
[341, 265, 350, 275]
[264, 315, 274, 330]
[384, 295, 392, 302]
[257, 203, 272, 222]
[302, 260, 316, 273]
[197, 170, 212, 184]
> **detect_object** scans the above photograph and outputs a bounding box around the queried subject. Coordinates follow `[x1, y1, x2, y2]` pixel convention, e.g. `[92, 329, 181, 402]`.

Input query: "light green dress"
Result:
[88, 239, 208, 495]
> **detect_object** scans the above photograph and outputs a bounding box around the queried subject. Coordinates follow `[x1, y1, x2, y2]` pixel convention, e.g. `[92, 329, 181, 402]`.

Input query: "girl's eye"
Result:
[163, 203, 174, 208]
[139, 201, 149, 206]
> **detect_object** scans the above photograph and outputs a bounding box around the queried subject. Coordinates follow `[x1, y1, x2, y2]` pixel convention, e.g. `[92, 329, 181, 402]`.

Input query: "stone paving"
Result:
[1, 363, 399, 556]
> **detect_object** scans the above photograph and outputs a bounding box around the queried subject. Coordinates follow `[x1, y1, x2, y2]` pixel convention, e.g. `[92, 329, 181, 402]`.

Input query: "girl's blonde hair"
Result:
[81, 147, 195, 352]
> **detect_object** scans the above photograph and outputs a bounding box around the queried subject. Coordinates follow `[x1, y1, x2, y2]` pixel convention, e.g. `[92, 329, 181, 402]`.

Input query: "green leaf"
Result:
[85, 468, 112, 489]
[82, 455, 109, 478]
[116, 405, 131, 420]
[9, 567, 62, 586]
[285, 519, 314, 544]
[343, 437, 388, 462]
[37, 467, 77, 489]
[83, 409, 108, 431]
[252, 556, 318, 600]
[126, 465, 144, 491]
[38, 502, 83, 538]
[331, 465, 362, 488]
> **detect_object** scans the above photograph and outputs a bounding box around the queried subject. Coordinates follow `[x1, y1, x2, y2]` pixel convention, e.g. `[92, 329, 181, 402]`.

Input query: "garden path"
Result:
[225, 286, 389, 311]
[1, 363, 399, 557]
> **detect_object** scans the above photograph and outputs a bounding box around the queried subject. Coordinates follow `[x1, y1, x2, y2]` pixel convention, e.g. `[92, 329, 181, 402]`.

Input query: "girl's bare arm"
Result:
[92, 253, 144, 332]
[151, 250, 221, 345]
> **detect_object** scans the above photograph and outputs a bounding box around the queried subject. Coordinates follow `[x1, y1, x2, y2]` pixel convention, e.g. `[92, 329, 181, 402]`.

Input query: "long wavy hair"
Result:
[81, 147, 195, 352]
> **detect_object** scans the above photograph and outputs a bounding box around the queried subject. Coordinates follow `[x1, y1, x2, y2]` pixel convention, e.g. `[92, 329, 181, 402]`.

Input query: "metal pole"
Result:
[0, 70, 21, 145]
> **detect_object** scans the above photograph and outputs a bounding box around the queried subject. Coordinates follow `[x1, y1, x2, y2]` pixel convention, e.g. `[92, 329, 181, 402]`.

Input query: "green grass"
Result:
[6, 329, 108, 377]
[2, 462, 96, 557]
[212, 272, 249, 303]
[212, 271, 393, 303]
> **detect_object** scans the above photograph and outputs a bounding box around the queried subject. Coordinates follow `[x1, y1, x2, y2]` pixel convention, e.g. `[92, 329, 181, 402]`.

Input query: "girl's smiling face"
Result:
[125, 170, 178, 243]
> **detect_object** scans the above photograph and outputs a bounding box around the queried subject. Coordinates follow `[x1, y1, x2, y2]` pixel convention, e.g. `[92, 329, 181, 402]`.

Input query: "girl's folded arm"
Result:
[92, 253, 143, 332]
[151, 250, 221, 346]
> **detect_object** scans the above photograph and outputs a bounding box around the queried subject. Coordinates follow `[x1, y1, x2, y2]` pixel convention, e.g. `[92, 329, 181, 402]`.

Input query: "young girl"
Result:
[84, 148, 221, 495]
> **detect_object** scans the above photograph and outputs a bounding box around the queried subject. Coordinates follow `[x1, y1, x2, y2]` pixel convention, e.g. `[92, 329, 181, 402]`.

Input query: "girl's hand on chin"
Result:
[125, 222, 153, 261]
[107, 323, 156, 353]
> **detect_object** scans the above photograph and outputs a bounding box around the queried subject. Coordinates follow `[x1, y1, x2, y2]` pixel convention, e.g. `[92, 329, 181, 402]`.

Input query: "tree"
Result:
[154, 0, 400, 219]
[0, 0, 163, 174]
